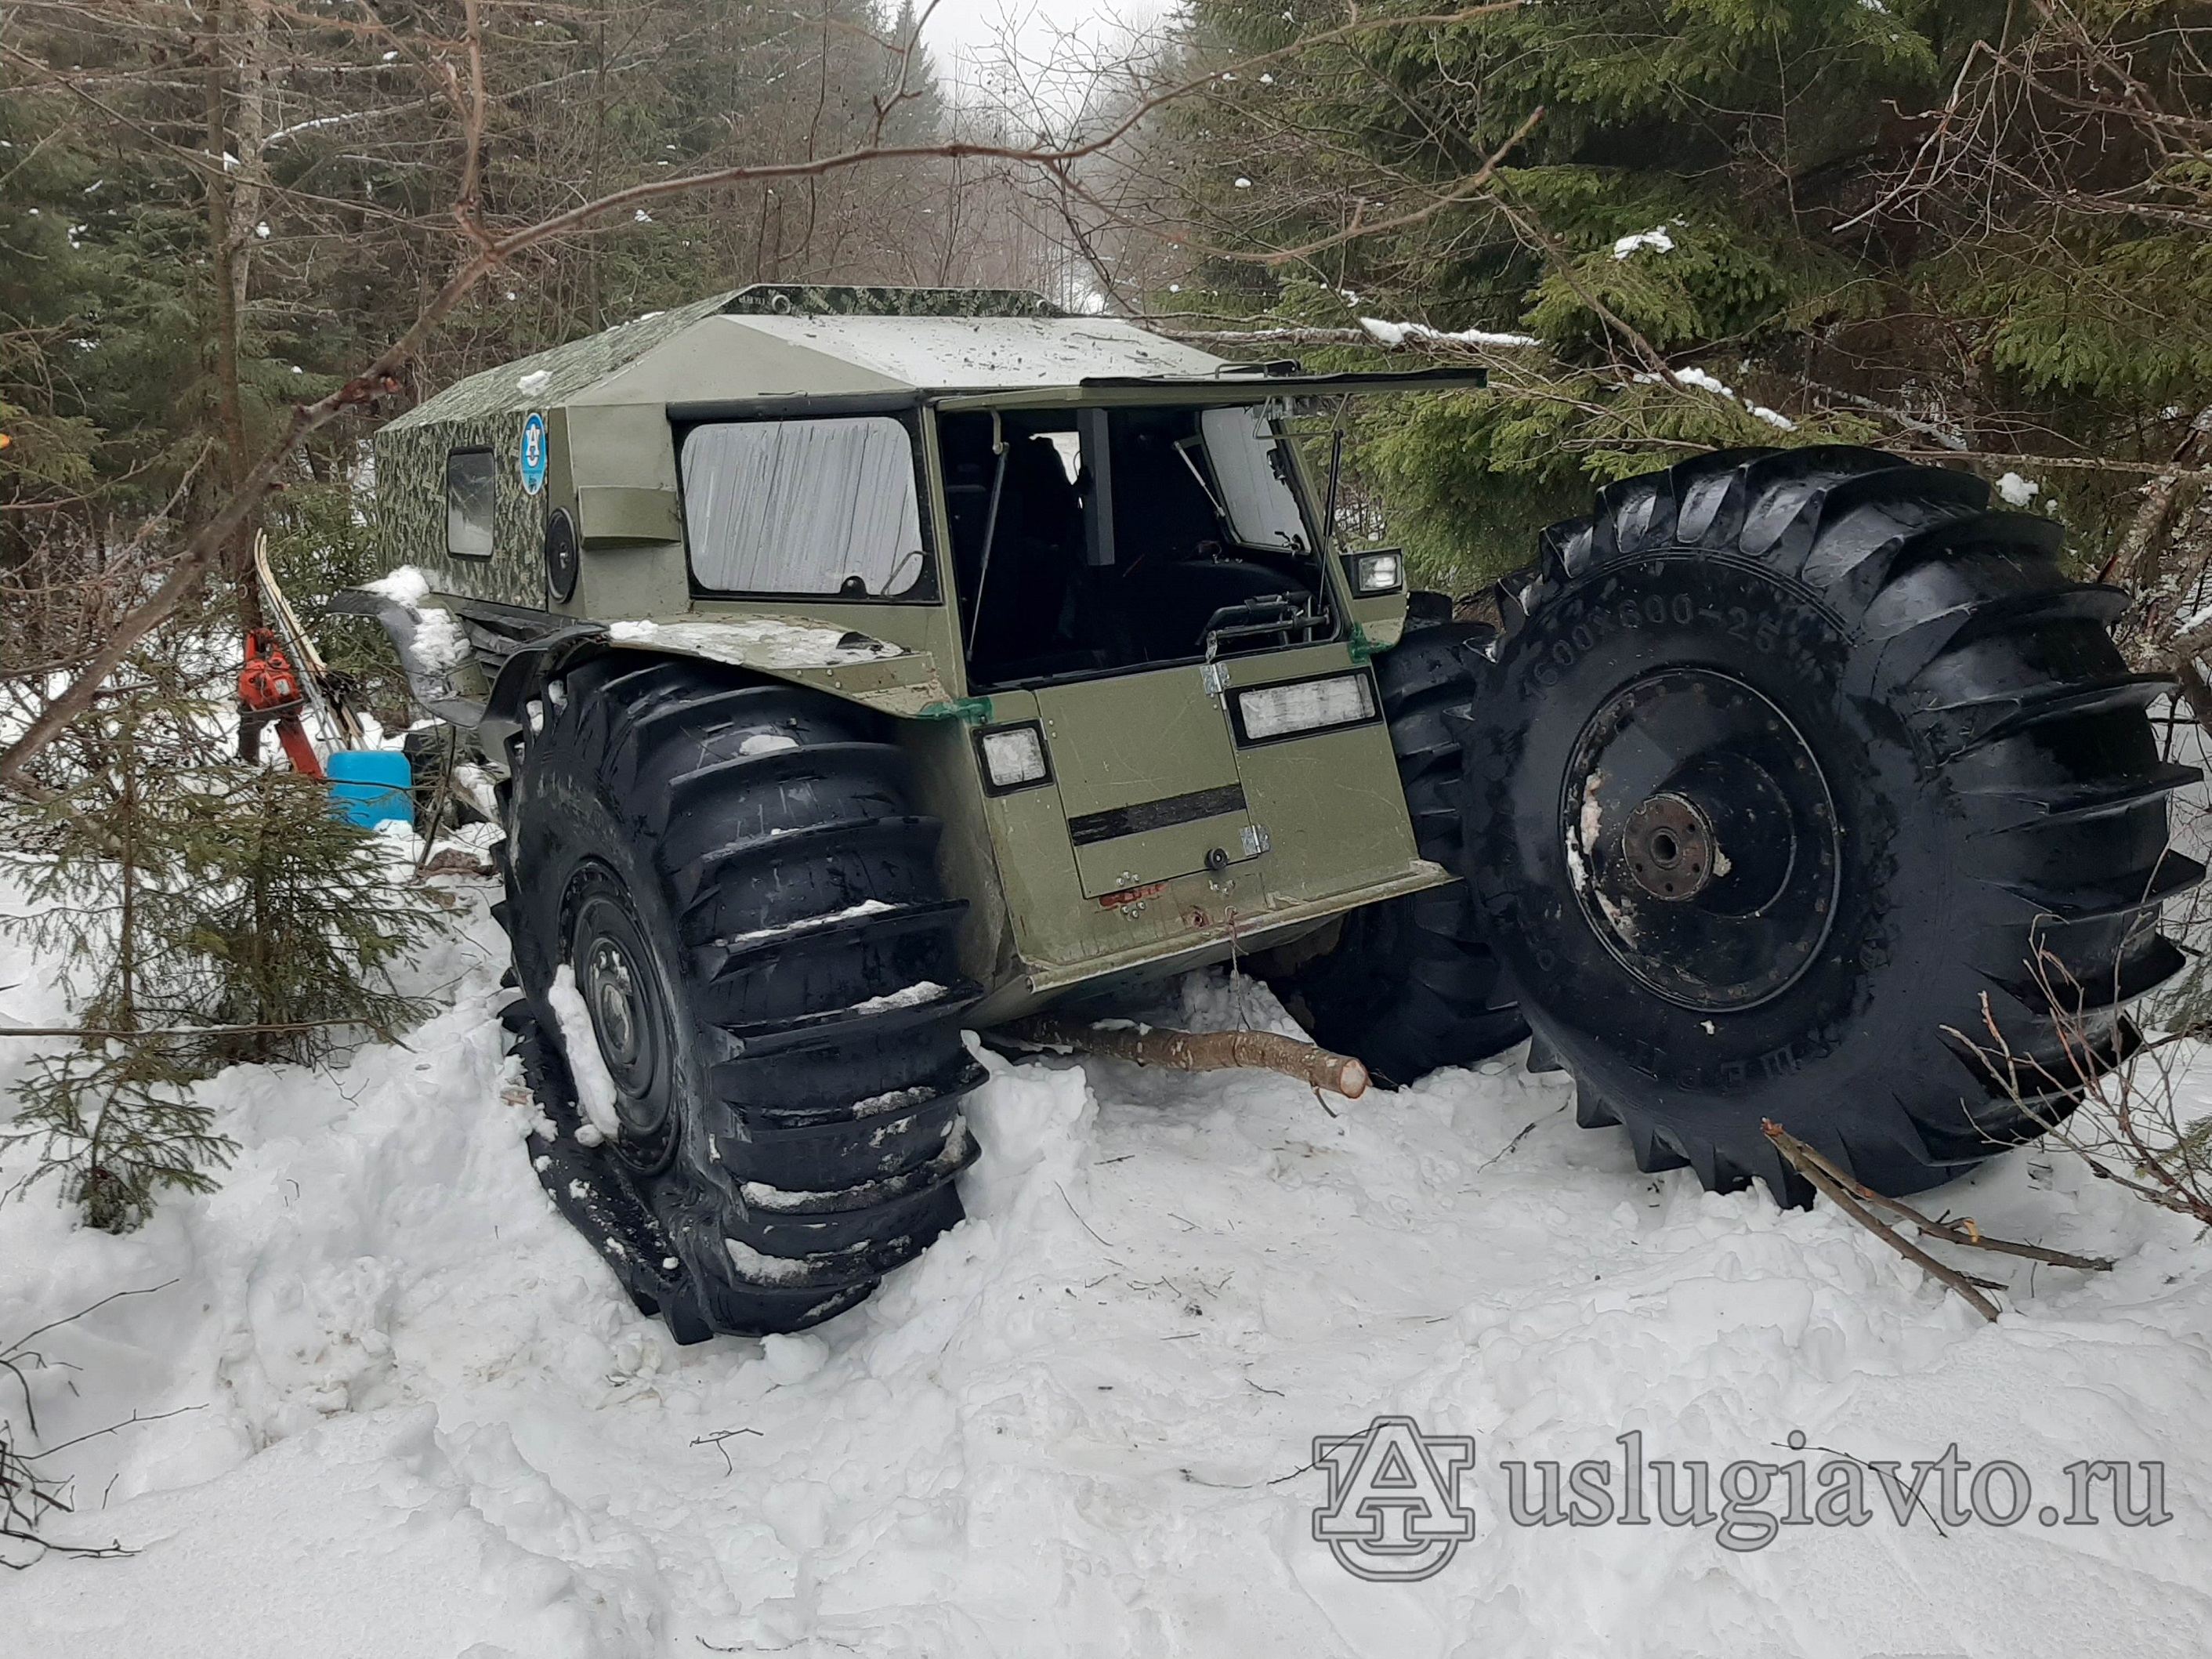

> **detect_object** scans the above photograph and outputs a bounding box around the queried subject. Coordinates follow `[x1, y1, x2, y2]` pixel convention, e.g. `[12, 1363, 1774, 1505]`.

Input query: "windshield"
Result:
[1199, 405, 1309, 552]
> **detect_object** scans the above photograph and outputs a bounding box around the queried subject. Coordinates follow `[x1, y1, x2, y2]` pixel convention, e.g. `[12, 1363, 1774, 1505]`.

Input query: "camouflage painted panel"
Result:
[719, 284, 1064, 319]
[375, 413, 548, 607]
[386, 291, 740, 429]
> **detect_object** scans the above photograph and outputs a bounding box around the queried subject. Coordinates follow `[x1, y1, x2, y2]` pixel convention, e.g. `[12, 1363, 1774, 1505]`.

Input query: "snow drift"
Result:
[0, 859, 2209, 1656]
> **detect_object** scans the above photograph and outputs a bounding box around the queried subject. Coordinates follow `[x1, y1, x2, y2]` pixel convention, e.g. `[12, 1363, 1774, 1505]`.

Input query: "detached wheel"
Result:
[1265, 623, 1526, 1084]
[1465, 447, 2201, 1200]
[496, 654, 983, 1338]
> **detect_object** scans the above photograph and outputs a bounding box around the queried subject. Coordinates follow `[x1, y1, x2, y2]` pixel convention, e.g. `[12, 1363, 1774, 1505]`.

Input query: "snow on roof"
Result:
[387, 287, 1230, 427]
[719, 312, 1225, 391]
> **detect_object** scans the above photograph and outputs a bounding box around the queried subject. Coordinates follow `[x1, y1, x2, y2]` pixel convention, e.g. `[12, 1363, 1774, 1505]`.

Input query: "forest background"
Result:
[3, 0, 2209, 668]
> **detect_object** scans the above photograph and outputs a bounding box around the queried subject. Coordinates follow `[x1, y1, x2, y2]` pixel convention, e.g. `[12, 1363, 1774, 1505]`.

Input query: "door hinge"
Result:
[1240, 822, 1272, 859]
[1200, 661, 1231, 697]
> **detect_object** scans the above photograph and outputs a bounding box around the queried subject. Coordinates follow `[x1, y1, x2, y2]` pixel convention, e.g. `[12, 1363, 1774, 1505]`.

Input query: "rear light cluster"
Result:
[977, 722, 1052, 791]
[1234, 672, 1378, 743]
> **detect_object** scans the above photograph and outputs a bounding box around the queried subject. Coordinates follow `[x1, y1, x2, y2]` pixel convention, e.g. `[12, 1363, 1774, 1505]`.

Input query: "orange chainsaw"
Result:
[236, 625, 324, 779]
[237, 531, 366, 779]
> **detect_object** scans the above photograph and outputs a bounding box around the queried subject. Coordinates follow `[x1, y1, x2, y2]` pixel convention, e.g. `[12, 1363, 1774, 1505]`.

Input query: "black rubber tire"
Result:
[1266, 623, 1527, 1085]
[494, 653, 983, 1338]
[1465, 446, 2201, 1201]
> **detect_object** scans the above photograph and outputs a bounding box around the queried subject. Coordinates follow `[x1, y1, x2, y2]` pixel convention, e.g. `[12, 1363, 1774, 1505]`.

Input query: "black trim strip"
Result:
[1073, 368, 1488, 392]
[1067, 782, 1247, 846]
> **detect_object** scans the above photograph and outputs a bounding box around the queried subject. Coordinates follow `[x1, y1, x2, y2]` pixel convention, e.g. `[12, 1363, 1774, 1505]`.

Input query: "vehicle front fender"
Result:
[596, 617, 958, 719]
[334, 591, 962, 759]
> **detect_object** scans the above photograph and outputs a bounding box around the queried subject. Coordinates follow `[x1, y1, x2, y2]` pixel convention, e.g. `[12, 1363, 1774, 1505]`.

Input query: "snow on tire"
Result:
[498, 654, 983, 1338]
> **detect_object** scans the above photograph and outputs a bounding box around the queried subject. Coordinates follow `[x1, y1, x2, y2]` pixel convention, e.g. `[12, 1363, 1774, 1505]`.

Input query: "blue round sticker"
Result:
[520, 411, 548, 495]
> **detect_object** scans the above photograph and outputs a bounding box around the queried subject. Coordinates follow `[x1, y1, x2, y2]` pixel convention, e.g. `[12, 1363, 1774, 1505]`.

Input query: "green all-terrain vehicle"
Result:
[350, 284, 2197, 1340]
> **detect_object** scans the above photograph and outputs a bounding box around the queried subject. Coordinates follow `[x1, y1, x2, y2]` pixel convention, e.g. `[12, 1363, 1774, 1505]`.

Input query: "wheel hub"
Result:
[1622, 793, 1714, 901]
[587, 938, 642, 1067]
[570, 890, 672, 1145]
[1562, 668, 1839, 1012]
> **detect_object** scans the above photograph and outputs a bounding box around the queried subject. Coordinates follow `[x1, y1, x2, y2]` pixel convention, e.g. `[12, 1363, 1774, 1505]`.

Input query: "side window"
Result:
[681, 416, 927, 598]
[446, 449, 498, 558]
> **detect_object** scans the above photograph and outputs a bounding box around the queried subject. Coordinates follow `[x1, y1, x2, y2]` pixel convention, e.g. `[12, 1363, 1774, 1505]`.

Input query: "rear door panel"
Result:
[1222, 644, 1427, 904]
[1036, 667, 1257, 897]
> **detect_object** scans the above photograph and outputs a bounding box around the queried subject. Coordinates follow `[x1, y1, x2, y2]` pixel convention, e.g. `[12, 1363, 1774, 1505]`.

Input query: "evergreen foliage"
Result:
[3, 656, 433, 1232]
[1174, 0, 2212, 589]
[262, 480, 412, 727]
[0, 0, 961, 570]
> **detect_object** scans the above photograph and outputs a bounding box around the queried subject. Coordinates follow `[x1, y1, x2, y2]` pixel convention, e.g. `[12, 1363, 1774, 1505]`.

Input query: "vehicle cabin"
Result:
[371, 284, 1485, 1020]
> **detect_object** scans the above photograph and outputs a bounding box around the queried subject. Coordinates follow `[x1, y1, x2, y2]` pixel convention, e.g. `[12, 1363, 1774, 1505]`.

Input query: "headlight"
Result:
[1235, 672, 1379, 743]
[1348, 550, 1404, 595]
[978, 723, 1051, 791]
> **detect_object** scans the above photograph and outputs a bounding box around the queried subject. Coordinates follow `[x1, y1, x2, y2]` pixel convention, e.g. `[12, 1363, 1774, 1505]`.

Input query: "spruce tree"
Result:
[3, 652, 434, 1231]
[1174, 0, 2212, 589]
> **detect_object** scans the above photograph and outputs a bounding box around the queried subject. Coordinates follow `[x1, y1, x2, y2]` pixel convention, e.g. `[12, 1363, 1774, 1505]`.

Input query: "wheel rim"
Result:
[1561, 668, 1839, 1012]
[570, 889, 674, 1150]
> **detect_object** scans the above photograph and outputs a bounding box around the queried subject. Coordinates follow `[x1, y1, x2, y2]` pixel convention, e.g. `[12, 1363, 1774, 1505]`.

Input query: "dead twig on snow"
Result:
[1763, 1121, 2110, 1323]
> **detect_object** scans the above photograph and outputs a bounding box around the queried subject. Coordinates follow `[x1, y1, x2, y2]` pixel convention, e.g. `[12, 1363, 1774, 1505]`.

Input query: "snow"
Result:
[738, 732, 798, 756]
[1359, 317, 1542, 350]
[545, 964, 622, 1144]
[516, 369, 552, 396]
[715, 898, 893, 949]
[723, 1236, 818, 1284]
[740, 1179, 835, 1212]
[1638, 366, 1798, 431]
[760, 1332, 827, 1384]
[1997, 470, 2043, 506]
[361, 566, 430, 606]
[406, 607, 469, 672]
[852, 1083, 932, 1117]
[724, 313, 1226, 392]
[1612, 226, 1677, 259]
[605, 616, 902, 671]
[3, 859, 2212, 1653]
[849, 980, 948, 1014]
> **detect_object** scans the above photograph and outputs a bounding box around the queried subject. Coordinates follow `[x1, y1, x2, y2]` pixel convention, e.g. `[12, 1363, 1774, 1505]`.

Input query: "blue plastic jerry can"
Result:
[326, 749, 413, 828]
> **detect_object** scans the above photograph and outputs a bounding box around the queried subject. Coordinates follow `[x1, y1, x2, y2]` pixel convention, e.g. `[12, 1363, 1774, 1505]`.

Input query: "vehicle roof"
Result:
[384, 285, 1231, 429]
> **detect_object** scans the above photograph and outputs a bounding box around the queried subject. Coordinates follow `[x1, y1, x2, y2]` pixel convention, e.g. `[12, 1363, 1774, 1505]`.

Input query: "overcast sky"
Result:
[917, 0, 1172, 94]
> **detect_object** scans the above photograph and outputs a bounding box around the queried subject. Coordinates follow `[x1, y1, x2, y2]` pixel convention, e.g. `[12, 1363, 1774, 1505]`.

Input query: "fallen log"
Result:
[999, 1014, 1370, 1099]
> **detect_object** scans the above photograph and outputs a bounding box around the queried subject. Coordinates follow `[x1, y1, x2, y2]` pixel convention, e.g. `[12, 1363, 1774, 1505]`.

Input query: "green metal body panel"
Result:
[370, 286, 1463, 1020]
[1037, 666, 1250, 897]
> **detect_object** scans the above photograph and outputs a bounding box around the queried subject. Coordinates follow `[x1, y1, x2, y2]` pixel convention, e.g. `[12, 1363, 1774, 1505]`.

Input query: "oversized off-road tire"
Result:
[1265, 623, 1526, 1085]
[1465, 446, 2200, 1201]
[492, 654, 982, 1339]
